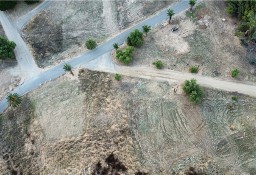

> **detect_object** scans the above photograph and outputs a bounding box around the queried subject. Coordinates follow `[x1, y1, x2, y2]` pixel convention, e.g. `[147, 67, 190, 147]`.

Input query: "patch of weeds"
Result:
[115, 73, 121, 81]
[231, 96, 238, 101]
[189, 65, 199, 73]
[231, 68, 239, 78]
[153, 60, 164, 69]
[186, 3, 205, 22]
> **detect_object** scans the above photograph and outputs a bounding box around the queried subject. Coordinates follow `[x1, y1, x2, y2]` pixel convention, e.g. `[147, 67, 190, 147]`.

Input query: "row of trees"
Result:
[0, 0, 39, 11]
[226, 0, 256, 42]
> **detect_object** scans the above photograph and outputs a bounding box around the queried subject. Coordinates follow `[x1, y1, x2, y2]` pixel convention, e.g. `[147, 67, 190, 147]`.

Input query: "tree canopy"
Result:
[116, 46, 134, 64]
[127, 29, 143, 48]
[183, 79, 204, 103]
[0, 36, 16, 60]
[0, 1, 17, 11]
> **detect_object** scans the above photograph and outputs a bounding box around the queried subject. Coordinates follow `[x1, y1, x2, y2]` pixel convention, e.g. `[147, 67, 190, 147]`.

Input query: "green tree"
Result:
[115, 73, 121, 81]
[183, 79, 204, 103]
[116, 46, 134, 64]
[189, 0, 197, 11]
[0, 36, 16, 60]
[63, 63, 74, 76]
[85, 39, 97, 50]
[142, 25, 151, 36]
[153, 60, 164, 69]
[113, 43, 119, 50]
[7, 93, 22, 108]
[231, 68, 239, 78]
[0, 1, 17, 11]
[167, 9, 175, 24]
[127, 29, 143, 48]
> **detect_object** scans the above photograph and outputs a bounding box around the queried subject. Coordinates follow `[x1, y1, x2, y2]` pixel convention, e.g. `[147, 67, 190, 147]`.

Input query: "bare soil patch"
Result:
[0, 69, 256, 174]
[22, 0, 174, 68]
[132, 1, 256, 82]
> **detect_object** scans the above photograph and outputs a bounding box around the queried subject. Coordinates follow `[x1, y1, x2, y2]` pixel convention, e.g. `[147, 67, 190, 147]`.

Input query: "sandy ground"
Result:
[21, 0, 174, 68]
[0, 69, 256, 174]
[130, 1, 256, 83]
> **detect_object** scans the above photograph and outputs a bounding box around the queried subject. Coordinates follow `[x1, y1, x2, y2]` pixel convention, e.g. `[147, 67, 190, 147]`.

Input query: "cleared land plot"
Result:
[22, 0, 174, 68]
[0, 69, 256, 174]
[132, 1, 256, 82]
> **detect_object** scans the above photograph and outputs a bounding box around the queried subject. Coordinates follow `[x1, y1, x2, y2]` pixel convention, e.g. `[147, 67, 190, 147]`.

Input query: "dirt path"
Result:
[0, 11, 40, 79]
[116, 66, 256, 98]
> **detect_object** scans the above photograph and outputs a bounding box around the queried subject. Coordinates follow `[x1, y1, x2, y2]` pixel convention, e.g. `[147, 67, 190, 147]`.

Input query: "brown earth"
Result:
[131, 1, 256, 83]
[0, 69, 256, 174]
[22, 0, 175, 68]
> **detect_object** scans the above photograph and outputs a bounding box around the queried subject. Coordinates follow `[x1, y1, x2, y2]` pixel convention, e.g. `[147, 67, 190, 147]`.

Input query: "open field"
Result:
[131, 1, 256, 82]
[0, 69, 255, 174]
[21, 0, 174, 68]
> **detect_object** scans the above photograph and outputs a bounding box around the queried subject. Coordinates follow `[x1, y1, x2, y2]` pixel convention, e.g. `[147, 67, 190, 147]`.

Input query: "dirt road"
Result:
[0, 11, 40, 78]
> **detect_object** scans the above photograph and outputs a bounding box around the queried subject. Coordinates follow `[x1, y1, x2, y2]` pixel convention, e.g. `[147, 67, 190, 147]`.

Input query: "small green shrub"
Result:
[85, 39, 97, 50]
[0, 36, 16, 59]
[231, 69, 239, 78]
[115, 74, 121, 81]
[116, 46, 134, 64]
[153, 60, 164, 69]
[189, 66, 199, 73]
[127, 29, 143, 48]
[231, 96, 238, 101]
[183, 79, 204, 103]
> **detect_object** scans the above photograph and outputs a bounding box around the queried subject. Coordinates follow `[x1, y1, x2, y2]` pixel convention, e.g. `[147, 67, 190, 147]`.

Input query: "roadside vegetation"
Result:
[183, 79, 204, 103]
[127, 29, 144, 48]
[153, 60, 164, 69]
[0, 36, 16, 60]
[0, 0, 39, 11]
[63, 63, 74, 76]
[167, 9, 175, 24]
[114, 73, 121, 81]
[231, 68, 239, 78]
[85, 39, 97, 50]
[116, 46, 134, 64]
[6, 93, 22, 108]
[189, 66, 199, 73]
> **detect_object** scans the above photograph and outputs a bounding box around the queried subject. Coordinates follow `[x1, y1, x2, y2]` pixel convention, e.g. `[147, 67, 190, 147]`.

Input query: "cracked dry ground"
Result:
[0, 69, 256, 174]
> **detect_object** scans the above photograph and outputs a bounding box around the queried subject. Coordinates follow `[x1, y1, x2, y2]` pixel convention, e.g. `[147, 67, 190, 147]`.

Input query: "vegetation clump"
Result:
[63, 63, 74, 75]
[24, 0, 40, 4]
[142, 25, 151, 36]
[113, 43, 119, 50]
[167, 9, 175, 24]
[231, 68, 239, 78]
[183, 79, 204, 103]
[115, 73, 121, 81]
[85, 39, 97, 50]
[153, 60, 164, 69]
[116, 46, 134, 64]
[127, 29, 143, 48]
[0, 36, 16, 60]
[189, 66, 199, 73]
[226, 0, 256, 42]
[7, 93, 22, 108]
[0, 1, 17, 11]
[189, 0, 197, 11]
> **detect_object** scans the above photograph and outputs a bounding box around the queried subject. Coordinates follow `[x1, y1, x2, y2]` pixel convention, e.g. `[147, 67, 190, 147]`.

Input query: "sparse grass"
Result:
[153, 60, 164, 69]
[189, 66, 199, 73]
[115, 73, 121, 81]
